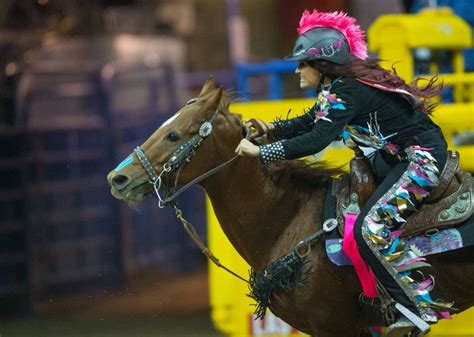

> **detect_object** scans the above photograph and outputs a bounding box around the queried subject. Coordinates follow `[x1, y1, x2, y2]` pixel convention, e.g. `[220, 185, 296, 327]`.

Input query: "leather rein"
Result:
[134, 107, 250, 283]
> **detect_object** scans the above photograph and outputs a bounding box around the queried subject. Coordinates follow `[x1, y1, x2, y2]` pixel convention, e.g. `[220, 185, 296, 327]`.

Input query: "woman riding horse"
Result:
[235, 9, 452, 333]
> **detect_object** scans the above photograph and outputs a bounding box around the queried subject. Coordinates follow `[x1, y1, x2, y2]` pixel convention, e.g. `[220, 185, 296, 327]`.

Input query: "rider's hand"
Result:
[244, 119, 274, 139]
[235, 139, 260, 157]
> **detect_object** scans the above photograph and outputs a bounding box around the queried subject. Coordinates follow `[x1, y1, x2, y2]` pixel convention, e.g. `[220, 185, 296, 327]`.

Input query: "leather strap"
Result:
[172, 204, 249, 283]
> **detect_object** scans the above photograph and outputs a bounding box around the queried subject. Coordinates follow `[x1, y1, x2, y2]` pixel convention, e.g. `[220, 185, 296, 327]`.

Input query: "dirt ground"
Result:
[34, 270, 212, 317]
[0, 271, 224, 337]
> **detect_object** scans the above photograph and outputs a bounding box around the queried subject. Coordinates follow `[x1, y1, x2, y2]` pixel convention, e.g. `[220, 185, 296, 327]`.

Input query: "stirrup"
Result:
[385, 303, 430, 336]
[385, 317, 415, 337]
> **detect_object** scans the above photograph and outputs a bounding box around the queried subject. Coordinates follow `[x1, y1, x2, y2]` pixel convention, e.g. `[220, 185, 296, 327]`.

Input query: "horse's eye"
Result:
[166, 132, 180, 142]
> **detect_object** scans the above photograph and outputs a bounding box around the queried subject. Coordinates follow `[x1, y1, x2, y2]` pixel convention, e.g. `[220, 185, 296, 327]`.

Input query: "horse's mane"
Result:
[264, 160, 344, 196]
[223, 93, 344, 195]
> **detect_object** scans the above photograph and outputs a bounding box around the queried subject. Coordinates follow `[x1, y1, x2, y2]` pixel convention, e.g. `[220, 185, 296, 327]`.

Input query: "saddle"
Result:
[336, 150, 473, 238]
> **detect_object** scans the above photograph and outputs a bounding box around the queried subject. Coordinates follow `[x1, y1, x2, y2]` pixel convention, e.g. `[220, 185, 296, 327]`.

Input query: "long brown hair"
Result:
[309, 59, 443, 114]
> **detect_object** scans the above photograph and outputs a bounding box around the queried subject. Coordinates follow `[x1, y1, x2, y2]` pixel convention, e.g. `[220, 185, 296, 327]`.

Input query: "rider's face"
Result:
[295, 61, 321, 89]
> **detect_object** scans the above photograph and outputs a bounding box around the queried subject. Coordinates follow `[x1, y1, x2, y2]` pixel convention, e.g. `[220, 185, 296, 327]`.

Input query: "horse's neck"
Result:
[202, 157, 312, 269]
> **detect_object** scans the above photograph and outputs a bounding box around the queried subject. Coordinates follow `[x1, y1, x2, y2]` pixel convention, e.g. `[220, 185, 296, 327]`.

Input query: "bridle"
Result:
[133, 104, 250, 283]
[134, 108, 250, 208]
[134, 108, 219, 208]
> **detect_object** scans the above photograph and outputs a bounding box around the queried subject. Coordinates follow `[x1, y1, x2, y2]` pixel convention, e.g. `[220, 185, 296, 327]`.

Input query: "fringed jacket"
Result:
[259, 78, 446, 165]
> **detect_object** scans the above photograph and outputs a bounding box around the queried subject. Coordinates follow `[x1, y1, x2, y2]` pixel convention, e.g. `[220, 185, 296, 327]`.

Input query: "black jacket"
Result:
[259, 78, 445, 164]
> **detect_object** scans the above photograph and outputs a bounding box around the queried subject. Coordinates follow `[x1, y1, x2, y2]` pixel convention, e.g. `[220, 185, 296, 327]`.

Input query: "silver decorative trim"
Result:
[323, 218, 338, 232]
[343, 192, 360, 215]
[134, 146, 160, 183]
[199, 122, 213, 137]
[437, 191, 472, 223]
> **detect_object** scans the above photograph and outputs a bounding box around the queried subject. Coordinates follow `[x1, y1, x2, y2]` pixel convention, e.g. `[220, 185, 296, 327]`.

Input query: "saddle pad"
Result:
[326, 226, 470, 267]
[407, 228, 463, 256]
[326, 238, 352, 266]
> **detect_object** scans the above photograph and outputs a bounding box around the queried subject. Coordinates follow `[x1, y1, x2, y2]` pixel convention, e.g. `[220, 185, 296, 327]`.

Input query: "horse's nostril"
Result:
[112, 174, 130, 190]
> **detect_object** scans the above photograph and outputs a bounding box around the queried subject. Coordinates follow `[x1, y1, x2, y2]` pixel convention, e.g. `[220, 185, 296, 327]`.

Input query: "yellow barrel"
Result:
[368, 7, 472, 82]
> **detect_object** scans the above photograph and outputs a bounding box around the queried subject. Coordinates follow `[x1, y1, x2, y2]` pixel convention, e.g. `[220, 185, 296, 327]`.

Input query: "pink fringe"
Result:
[403, 184, 430, 197]
[297, 9, 368, 60]
[391, 230, 404, 238]
[395, 256, 427, 269]
[439, 311, 451, 319]
[416, 277, 433, 291]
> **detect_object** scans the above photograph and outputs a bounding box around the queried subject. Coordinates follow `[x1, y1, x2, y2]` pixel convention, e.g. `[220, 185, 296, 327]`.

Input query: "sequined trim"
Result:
[314, 82, 346, 123]
[259, 141, 286, 164]
[361, 146, 453, 323]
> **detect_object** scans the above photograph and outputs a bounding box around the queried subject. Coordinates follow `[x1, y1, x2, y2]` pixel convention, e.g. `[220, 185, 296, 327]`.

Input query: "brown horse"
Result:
[107, 77, 474, 337]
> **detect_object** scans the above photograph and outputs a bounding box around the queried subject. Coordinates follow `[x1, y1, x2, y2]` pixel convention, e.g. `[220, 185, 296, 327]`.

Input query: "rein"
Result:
[134, 107, 250, 283]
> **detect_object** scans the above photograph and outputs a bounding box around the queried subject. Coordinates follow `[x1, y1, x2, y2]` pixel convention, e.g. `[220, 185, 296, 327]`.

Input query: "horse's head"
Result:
[107, 76, 243, 206]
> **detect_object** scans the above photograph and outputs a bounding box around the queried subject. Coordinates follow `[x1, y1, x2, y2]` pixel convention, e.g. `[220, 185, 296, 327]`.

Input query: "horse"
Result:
[107, 77, 474, 337]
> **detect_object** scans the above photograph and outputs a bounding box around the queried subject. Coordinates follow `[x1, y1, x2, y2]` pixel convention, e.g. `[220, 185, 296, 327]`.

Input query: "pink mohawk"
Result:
[297, 9, 368, 60]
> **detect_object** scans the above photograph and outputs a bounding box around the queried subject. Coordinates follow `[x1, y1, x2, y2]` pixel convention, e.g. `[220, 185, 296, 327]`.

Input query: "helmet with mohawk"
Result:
[285, 10, 368, 64]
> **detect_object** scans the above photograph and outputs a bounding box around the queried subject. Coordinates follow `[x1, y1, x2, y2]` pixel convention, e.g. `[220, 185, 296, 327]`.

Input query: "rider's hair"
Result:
[308, 59, 442, 114]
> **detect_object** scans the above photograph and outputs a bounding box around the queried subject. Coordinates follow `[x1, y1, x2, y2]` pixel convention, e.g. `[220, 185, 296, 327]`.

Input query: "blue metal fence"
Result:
[236, 60, 315, 100]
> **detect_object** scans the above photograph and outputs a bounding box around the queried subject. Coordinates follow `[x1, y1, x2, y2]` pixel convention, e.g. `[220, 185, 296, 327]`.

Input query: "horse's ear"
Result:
[199, 76, 216, 97]
[203, 86, 223, 113]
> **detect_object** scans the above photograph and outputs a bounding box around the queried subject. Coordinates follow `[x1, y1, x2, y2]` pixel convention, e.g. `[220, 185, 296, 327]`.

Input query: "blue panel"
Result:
[236, 60, 317, 100]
